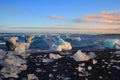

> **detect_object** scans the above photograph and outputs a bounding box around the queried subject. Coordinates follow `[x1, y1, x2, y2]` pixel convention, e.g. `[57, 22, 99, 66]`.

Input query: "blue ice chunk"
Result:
[104, 39, 120, 49]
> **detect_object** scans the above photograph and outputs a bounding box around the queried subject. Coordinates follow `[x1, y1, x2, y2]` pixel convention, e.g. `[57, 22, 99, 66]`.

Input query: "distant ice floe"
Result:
[49, 36, 72, 51]
[73, 50, 96, 61]
[104, 39, 120, 49]
[0, 48, 30, 79]
[66, 34, 81, 41]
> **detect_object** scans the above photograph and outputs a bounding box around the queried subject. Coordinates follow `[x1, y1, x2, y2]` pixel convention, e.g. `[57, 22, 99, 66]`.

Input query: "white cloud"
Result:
[48, 15, 64, 20]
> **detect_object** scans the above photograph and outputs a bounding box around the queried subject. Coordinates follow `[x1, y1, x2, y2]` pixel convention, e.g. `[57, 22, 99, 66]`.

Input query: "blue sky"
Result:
[0, 0, 120, 34]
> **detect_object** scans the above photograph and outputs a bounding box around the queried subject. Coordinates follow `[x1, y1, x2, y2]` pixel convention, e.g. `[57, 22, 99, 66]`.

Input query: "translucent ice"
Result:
[104, 39, 120, 49]
[73, 50, 90, 61]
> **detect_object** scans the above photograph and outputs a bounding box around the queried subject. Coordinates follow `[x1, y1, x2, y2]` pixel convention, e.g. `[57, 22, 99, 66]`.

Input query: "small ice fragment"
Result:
[4, 73, 19, 78]
[27, 74, 38, 80]
[104, 62, 108, 64]
[49, 53, 62, 59]
[108, 64, 111, 67]
[79, 63, 85, 66]
[87, 66, 92, 70]
[73, 50, 90, 61]
[73, 72, 77, 75]
[110, 59, 120, 63]
[53, 69, 57, 72]
[49, 73, 53, 78]
[102, 59, 105, 62]
[108, 72, 111, 74]
[77, 66, 84, 72]
[93, 59, 97, 64]
[106, 66, 109, 69]
[113, 66, 120, 70]
[79, 74, 84, 77]
[35, 63, 40, 66]
[36, 68, 42, 72]
[102, 65, 105, 68]
[42, 58, 54, 63]
[44, 54, 47, 57]
[88, 52, 96, 58]
[99, 76, 103, 79]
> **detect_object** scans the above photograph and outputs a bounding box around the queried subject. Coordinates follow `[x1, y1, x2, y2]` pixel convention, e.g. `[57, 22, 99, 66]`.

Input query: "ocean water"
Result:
[0, 33, 120, 80]
[0, 33, 120, 51]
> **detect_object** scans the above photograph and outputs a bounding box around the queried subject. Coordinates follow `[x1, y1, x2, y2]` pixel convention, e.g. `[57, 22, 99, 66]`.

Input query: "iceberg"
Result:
[104, 39, 120, 49]
[49, 37, 72, 51]
[15, 43, 30, 55]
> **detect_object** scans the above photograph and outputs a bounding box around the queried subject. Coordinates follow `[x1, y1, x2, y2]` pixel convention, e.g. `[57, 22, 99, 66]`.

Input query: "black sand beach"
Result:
[9, 50, 119, 80]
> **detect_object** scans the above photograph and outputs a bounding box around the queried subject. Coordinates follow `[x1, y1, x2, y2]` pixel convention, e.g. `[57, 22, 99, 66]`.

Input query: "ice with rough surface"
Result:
[73, 50, 90, 61]
[0, 49, 28, 78]
[15, 43, 30, 55]
[50, 38, 72, 51]
[104, 39, 120, 49]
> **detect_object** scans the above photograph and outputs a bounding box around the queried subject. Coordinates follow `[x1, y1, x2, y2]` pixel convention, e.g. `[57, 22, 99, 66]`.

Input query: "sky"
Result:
[0, 0, 120, 34]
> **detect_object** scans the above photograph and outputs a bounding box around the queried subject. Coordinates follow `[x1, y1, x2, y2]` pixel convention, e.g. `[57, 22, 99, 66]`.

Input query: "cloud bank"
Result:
[75, 11, 120, 25]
